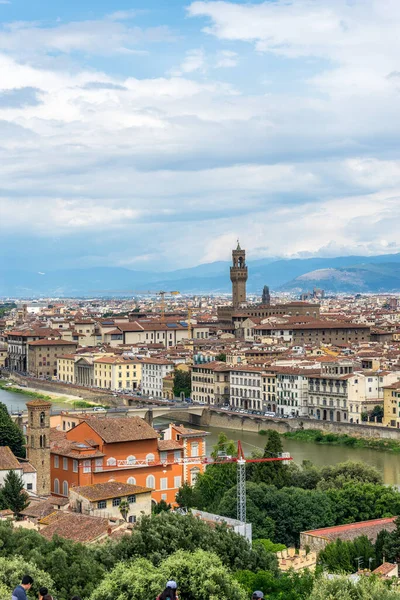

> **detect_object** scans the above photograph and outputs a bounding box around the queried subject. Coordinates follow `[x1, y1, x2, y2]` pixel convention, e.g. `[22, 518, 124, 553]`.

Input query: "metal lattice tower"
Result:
[237, 441, 246, 523]
[237, 456, 246, 523]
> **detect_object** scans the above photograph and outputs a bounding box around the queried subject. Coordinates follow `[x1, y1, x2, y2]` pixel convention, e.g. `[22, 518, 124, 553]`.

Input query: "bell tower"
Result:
[26, 399, 52, 496]
[230, 241, 248, 308]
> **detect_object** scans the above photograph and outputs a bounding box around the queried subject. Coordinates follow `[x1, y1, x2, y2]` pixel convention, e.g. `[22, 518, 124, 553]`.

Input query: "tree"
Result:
[235, 569, 315, 600]
[308, 574, 400, 600]
[381, 517, 400, 563]
[0, 402, 26, 458]
[370, 405, 384, 423]
[325, 483, 400, 525]
[215, 353, 227, 362]
[90, 550, 248, 600]
[176, 482, 198, 509]
[173, 370, 191, 398]
[317, 461, 382, 491]
[0, 556, 54, 600]
[152, 500, 171, 514]
[218, 482, 334, 546]
[0, 470, 29, 515]
[287, 460, 322, 490]
[96, 512, 277, 573]
[318, 536, 376, 573]
[250, 431, 290, 488]
[119, 500, 129, 521]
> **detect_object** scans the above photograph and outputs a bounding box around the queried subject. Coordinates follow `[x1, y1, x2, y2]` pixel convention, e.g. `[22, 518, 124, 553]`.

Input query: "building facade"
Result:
[141, 358, 174, 397]
[230, 366, 262, 411]
[27, 340, 78, 378]
[191, 362, 231, 405]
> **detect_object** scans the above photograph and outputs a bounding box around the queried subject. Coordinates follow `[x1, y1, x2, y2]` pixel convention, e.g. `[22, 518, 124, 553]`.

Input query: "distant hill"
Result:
[1, 253, 400, 297]
[281, 262, 400, 293]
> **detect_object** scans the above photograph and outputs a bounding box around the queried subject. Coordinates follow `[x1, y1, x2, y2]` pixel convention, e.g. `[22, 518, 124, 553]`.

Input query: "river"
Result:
[155, 418, 400, 486]
[0, 387, 72, 413]
[2, 386, 400, 486]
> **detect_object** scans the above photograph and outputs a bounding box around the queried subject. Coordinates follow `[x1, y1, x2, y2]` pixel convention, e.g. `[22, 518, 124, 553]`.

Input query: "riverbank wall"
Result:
[202, 410, 400, 441]
[5, 372, 119, 405]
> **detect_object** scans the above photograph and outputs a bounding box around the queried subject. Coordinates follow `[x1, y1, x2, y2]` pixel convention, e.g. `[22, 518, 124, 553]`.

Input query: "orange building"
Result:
[50, 417, 208, 504]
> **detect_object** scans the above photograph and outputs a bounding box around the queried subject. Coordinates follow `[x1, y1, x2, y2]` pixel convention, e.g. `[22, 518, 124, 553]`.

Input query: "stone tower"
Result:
[26, 399, 52, 496]
[230, 241, 248, 308]
[262, 285, 271, 305]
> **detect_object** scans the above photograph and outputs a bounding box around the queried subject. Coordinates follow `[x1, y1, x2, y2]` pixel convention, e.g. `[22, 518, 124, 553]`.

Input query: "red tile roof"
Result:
[84, 416, 158, 443]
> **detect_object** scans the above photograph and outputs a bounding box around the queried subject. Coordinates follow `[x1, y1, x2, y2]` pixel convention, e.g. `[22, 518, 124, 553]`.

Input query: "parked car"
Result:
[93, 406, 106, 412]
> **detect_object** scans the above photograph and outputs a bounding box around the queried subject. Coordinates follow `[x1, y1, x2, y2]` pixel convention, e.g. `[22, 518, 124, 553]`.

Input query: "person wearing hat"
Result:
[156, 580, 178, 600]
[252, 592, 264, 599]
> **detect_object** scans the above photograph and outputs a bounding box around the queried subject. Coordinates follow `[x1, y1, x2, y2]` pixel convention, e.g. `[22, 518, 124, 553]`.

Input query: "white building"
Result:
[141, 358, 174, 398]
[275, 367, 316, 417]
[0, 447, 37, 494]
[230, 366, 262, 411]
[348, 370, 400, 424]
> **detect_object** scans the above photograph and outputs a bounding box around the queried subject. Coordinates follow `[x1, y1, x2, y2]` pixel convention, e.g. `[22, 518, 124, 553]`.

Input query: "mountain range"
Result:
[1, 253, 400, 297]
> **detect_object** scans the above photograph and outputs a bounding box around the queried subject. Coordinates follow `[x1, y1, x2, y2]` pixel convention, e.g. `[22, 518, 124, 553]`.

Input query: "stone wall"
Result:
[204, 409, 400, 442]
[8, 373, 119, 405]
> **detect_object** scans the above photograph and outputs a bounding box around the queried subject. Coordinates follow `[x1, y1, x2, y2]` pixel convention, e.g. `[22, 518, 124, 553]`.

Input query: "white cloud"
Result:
[170, 48, 206, 76]
[215, 50, 237, 68]
[0, 5, 400, 268]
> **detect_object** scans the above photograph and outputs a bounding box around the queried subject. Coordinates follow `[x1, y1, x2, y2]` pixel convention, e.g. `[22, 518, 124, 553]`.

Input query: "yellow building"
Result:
[94, 356, 142, 391]
[163, 374, 175, 399]
[0, 345, 7, 368]
[69, 481, 152, 523]
[383, 381, 400, 428]
[57, 354, 76, 383]
[262, 371, 277, 412]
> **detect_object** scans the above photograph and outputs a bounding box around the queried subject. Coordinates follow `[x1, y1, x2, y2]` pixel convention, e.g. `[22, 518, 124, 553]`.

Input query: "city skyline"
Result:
[1, 0, 400, 271]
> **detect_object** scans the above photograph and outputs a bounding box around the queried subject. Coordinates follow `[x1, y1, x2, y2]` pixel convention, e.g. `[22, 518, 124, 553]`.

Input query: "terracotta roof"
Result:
[39, 512, 110, 543]
[73, 481, 151, 501]
[0, 446, 21, 470]
[26, 399, 52, 408]
[84, 416, 158, 443]
[372, 562, 397, 576]
[158, 440, 183, 451]
[50, 437, 105, 459]
[28, 339, 77, 347]
[19, 461, 36, 474]
[303, 517, 396, 543]
[21, 498, 66, 519]
[173, 425, 208, 438]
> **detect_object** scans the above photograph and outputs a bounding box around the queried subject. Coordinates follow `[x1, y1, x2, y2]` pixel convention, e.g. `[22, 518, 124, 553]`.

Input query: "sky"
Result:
[1, 0, 400, 272]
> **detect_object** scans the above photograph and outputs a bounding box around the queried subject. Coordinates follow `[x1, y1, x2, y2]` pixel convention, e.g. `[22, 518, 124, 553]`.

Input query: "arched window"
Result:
[190, 467, 200, 486]
[127, 477, 136, 485]
[54, 478, 59, 494]
[107, 457, 116, 466]
[146, 453, 155, 464]
[146, 475, 155, 489]
[40, 412, 45, 427]
[62, 480, 68, 496]
[127, 455, 136, 465]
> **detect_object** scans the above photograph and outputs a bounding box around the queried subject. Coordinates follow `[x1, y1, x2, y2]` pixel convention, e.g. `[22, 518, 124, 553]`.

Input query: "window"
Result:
[146, 475, 155, 488]
[27, 483, 33, 491]
[127, 455, 136, 465]
[160, 477, 168, 490]
[161, 494, 167, 501]
[107, 457, 116, 466]
[127, 495, 136, 503]
[62, 480, 68, 496]
[112, 498, 121, 507]
[95, 458, 103, 471]
[127, 476, 136, 485]
[83, 460, 91, 473]
[54, 455, 59, 468]
[174, 476, 182, 489]
[54, 478, 59, 494]
[63, 457, 68, 470]
[191, 442, 199, 458]
[160, 451, 168, 463]
[97, 500, 106, 509]
[190, 467, 200, 486]
[146, 453, 155, 464]
[128, 515, 136, 523]
[40, 411, 45, 427]
[73, 460, 78, 473]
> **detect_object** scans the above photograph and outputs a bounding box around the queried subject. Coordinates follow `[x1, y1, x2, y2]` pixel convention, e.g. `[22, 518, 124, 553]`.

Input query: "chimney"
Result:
[107, 526, 112, 536]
